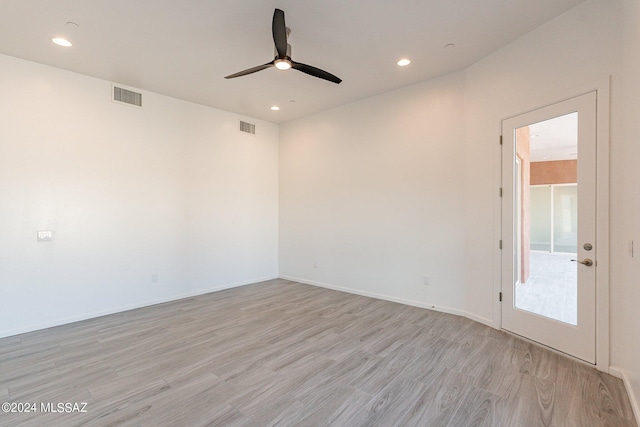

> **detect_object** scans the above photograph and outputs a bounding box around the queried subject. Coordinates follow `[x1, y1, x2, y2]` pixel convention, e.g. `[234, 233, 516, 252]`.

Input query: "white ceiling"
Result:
[0, 0, 585, 123]
[529, 113, 578, 162]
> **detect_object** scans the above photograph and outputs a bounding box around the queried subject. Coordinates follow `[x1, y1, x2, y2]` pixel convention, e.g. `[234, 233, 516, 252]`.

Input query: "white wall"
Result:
[183, 101, 279, 291]
[279, 0, 624, 325]
[616, 0, 640, 417]
[279, 72, 467, 314]
[0, 54, 279, 338]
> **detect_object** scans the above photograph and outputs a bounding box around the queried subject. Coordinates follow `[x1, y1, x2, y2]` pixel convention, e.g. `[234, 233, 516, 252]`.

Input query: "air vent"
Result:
[240, 121, 256, 135]
[113, 86, 142, 107]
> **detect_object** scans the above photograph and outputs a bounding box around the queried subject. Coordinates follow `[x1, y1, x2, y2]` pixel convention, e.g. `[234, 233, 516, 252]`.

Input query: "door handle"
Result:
[571, 258, 593, 267]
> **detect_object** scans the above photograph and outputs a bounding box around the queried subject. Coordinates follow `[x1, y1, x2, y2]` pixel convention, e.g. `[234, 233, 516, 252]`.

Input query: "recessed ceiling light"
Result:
[271, 106, 280, 111]
[445, 43, 456, 49]
[397, 58, 411, 67]
[52, 37, 72, 47]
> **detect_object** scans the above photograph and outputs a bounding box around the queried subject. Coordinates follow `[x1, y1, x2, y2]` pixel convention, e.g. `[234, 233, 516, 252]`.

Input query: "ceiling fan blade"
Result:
[272, 9, 287, 58]
[291, 61, 342, 84]
[224, 62, 274, 79]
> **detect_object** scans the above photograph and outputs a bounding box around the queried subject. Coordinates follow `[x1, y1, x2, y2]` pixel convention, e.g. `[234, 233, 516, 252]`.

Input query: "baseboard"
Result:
[609, 367, 624, 379]
[0, 275, 278, 339]
[2, 274, 491, 339]
[609, 366, 640, 425]
[463, 311, 495, 328]
[279, 274, 485, 322]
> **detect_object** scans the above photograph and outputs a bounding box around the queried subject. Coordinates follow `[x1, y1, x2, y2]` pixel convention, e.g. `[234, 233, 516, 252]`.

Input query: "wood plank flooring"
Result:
[0, 279, 636, 426]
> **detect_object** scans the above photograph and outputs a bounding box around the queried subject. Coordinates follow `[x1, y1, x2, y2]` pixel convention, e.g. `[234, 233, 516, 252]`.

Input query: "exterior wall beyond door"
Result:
[516, 127, 531, 284]
[531, 160, 578, 185]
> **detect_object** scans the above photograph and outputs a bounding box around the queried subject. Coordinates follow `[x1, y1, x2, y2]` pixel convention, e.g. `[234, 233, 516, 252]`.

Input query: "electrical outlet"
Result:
[423, 276, 430, 286]
[37, 230, 53, 242]
[151, 274, 158, 283]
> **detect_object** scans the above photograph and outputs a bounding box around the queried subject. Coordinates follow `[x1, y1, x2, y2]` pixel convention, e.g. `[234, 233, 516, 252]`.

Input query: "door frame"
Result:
[493, 77, 610, 372]
[503, 93, 596, 363]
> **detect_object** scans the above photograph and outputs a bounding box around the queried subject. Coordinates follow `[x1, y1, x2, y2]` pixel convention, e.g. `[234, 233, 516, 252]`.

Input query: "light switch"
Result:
[37, 230, 53, 242]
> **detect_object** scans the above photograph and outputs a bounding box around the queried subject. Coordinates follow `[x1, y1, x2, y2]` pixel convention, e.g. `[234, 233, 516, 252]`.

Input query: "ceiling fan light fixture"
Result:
[274, 59, 292, 70]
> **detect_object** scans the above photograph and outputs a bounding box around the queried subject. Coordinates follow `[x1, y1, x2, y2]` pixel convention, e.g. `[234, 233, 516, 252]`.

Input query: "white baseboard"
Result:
[0, 275, 278, 339]
[609, 367, 640, 424]
[464, 311, 495, 328]
[279, 275, 493, 327]
[609, 367, 624, 379]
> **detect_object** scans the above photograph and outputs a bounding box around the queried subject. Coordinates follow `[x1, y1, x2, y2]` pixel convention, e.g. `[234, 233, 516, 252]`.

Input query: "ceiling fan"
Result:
[224, 9, 342, 84]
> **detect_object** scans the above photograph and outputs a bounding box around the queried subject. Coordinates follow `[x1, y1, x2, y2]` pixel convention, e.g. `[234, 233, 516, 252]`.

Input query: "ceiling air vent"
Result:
[240, 121, 256, 135]
[113, 85, 142, 107]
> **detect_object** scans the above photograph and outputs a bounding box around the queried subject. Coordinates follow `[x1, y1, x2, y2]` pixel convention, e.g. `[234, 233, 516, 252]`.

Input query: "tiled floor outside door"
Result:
[515, 251, 577, 325]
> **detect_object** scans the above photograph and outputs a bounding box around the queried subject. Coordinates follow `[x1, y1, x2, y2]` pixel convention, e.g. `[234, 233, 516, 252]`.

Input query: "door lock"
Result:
[571, 258, 593, 267]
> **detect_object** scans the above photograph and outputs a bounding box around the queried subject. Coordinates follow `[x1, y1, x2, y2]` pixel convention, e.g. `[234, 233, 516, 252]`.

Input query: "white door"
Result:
[501, 92, 597, 364]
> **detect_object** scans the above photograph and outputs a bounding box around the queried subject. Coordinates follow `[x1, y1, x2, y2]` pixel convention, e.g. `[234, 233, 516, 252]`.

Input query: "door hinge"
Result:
[499, 135, 503, 145]
[499, 292, 503, 302]
[499, 240, 503, 249]
[499, 187, 503, 197]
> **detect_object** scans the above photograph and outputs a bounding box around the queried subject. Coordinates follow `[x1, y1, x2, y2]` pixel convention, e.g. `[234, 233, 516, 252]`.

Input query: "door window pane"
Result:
[514, 112, 578, 325]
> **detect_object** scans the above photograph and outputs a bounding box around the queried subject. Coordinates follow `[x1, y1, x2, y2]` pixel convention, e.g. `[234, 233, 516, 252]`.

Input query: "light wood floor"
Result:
[0, 279, 636, 426]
